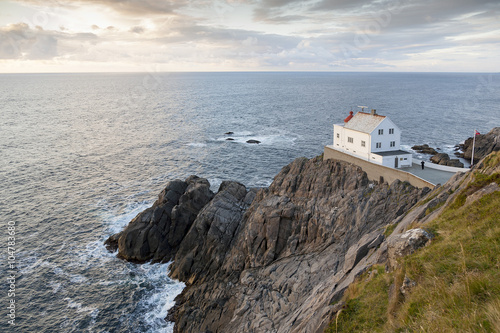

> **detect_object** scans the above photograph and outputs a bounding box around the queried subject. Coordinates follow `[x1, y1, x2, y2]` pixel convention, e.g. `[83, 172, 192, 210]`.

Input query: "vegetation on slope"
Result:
[326, 152, 500, 333]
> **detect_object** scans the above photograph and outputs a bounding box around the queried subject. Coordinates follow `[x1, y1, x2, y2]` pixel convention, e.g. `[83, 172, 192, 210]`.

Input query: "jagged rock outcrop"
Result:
[164, 156, 428, 333]
[458, 127, 500, 162]
[105, 175, 214, 263]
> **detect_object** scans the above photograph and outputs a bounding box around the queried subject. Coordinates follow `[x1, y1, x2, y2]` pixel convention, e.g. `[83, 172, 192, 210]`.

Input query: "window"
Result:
[389, 128, 394, 134]
[404, 158, 408, 160]
[378, 129, 383, 135]
[336, 133, 340, 138]
[400, 158, 403, 161]
[348, 137, 353, 143]
[376, 142, 382, 148]
[390, 141, 396, 147]
[361, 140, 366, 147]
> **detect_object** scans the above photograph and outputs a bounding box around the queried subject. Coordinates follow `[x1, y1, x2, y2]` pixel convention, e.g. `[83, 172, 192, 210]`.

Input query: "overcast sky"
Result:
[0, 0, 499, 72]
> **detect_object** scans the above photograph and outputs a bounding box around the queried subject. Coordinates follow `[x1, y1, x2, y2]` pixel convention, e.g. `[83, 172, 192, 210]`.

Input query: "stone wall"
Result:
[324, 146, 434, 188]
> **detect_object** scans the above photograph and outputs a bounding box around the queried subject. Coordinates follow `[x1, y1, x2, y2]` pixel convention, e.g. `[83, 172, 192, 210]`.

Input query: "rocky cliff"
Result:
[107, 155, 433, 332]
[458, 127, 500, 163]
[324, 150, 500, 332]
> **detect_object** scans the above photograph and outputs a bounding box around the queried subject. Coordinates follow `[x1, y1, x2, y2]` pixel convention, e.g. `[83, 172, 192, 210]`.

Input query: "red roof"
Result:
[344, 111, 354, 123]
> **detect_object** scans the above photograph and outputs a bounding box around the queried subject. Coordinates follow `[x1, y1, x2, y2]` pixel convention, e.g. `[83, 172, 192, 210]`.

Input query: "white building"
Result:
[332, 109, 412, 168]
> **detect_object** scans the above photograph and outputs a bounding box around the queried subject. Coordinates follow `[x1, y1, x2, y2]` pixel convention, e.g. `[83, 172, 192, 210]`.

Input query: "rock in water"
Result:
[105, 176, 214, 263]
[246, 139, 261, 144]
[411, 144, 438, 155]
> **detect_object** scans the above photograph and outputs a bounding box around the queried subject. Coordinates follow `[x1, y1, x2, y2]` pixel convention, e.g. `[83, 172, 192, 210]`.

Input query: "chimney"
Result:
[344, 110, 354, 123]
[371, 109, 377, 115]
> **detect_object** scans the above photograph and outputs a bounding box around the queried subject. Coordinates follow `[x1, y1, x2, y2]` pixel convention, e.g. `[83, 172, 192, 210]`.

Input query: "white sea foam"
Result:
[97, 206, 186, 333]
[64, 297, 98, 314]
[186, 142, 207, 147]
[135, 263, 186, 333]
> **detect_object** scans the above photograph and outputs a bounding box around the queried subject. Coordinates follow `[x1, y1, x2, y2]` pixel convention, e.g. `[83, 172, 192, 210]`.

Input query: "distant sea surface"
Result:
[0, 72, 498, 332]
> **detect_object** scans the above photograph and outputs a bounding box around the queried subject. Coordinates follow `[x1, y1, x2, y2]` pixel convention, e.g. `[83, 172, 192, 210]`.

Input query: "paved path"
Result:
[404, 164, 463, 186]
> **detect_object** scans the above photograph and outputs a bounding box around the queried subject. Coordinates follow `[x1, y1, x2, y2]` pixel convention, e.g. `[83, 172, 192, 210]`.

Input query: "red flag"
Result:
[475, 130, 480, 136]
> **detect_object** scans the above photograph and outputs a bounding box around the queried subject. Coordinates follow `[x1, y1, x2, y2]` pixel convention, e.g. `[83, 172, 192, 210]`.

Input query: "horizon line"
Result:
[0, 70, 499, 75]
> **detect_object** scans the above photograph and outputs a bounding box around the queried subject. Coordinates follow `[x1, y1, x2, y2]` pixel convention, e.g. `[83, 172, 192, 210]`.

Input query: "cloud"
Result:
[253, 0, 310, 22]
[3, 0, 500, 71]
[0, 23, 98, 60]
[0, 23, 58, 59]
[16, 0, 185, 15]
[129, 26, 145, 34]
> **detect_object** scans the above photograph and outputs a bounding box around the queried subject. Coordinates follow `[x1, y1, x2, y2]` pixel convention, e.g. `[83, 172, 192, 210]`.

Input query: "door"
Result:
[395, 157, 398, 168]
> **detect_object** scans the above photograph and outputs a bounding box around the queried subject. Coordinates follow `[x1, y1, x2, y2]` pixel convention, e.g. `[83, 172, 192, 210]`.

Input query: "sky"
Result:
[0, 0, 499, 73]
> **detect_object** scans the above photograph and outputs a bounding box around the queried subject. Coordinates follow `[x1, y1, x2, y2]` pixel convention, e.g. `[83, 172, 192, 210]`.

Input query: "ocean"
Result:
[0, 72, 498, 332]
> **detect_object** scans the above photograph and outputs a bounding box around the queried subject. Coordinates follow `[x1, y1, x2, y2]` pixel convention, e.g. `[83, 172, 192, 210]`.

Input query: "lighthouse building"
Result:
[333, 109, 412, 168]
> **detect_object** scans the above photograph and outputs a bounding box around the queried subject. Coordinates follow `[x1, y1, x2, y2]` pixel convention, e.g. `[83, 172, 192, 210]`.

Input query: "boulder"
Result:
[430, 153, 450, 165]
[400, 274, 416, 297]
[387, 228, 431, 269]
[412, 144, 438, 155]
[446, 159, 464, 168]
[246, 139, 261, 144]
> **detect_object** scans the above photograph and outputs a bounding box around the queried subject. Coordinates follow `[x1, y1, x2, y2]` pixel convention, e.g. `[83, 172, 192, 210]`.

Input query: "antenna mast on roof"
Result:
[357, 106, 368, 112]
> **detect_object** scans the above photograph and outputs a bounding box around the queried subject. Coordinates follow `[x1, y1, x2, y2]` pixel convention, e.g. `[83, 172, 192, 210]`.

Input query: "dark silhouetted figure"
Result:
[421, 161, 425, 170]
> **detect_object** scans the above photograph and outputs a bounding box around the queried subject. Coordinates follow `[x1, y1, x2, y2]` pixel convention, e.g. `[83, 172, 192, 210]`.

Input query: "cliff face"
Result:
[106, 156, 430, 333]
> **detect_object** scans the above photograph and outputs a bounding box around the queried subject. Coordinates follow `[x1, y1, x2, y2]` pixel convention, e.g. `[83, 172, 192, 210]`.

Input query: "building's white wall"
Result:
[377, 154, 412, 168]
[370, 118, 401, 153]
[399, 154, 412, 167]
[369, 153, 383, 164]
[333, 124, 343, 148]
[334, 124, 371, 160]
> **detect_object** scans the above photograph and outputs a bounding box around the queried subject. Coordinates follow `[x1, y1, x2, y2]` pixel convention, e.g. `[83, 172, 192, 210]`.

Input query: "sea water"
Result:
[0, 72, 498, 332]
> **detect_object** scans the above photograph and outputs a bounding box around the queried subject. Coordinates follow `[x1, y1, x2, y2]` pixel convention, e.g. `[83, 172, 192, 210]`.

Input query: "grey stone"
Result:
[387, 228, 431, 269]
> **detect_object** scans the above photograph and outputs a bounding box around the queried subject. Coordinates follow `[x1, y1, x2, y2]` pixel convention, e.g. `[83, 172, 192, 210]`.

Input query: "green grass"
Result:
[384, 224, 397, 237]
[326, 167, 500, 332]
[325, 265, 392, 333]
